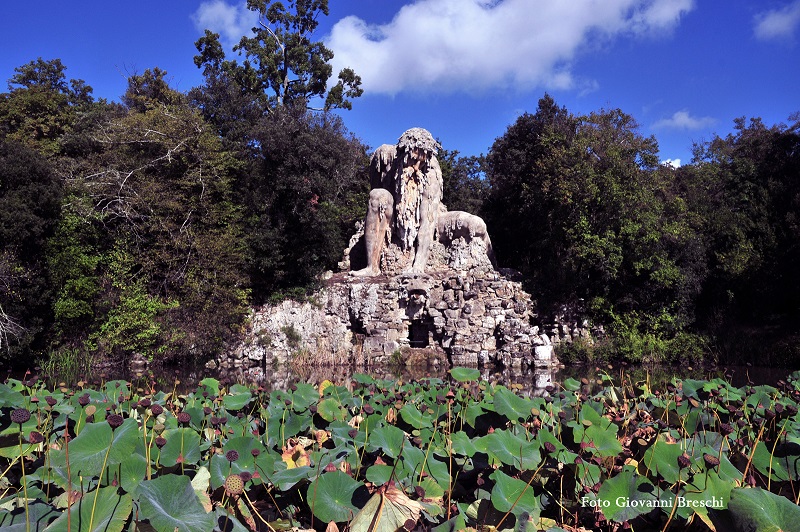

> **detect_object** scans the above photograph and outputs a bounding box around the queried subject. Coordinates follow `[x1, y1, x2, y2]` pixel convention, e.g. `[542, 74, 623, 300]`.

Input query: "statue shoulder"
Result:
[369, 144, 399, 190]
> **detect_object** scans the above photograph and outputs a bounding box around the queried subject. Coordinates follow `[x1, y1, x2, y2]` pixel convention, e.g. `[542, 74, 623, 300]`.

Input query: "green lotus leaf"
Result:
[464, 402, 485, 428]
[752, 440, 800, 482]
[642, 438, 684, 484]
[157, 427, 201, 468]
[400, 445, 451, 487]
[489, 469, 541, 518]
[0, 383, 25, 409]
[306, 471, 362, 523]
[136, 474, 213, 532]
[198, 377, 220, 395]
[118, 449, 148, 495]
[474, 430, 541, 469]
[270, 465, 314, 491]
[208, 435, 265, 487]
[49, 418, 138, 481]
[45, 486, 132, 532]
[400, 403, 432, 429]
[450, 367, 480, 382]
[580, 423, 622, 458]
[352, 373, 376, 385]
[366, 464, 395, 485]
[317, 397, 346, 422]
[291, 383, 320, 411]
[597, 467, 657, 523]
[222, 388, 252, 411]
[681, 469, 732, 528]
[450, 431, 477, 457]
[492, 386, 534, 422]
[369, 425, 406, 459]
[330, 420, 367, 447]
[0, 500, 60, 531]
[562, 377, 582, 391]
[728, 487, 800, 532]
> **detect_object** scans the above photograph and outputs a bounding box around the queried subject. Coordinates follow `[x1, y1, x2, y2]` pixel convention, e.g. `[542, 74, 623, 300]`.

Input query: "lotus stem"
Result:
[661, 469, 681, 532]
[88, 432, 114, 532]
[768, 418, 790, 492]
[243, 490, 278, 532]
[18, 432, 30, 532]
[742, 422, 766, 485]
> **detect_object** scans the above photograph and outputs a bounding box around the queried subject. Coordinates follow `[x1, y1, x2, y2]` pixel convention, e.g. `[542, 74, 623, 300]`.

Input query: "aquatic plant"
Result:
[0, 369, 798, 530]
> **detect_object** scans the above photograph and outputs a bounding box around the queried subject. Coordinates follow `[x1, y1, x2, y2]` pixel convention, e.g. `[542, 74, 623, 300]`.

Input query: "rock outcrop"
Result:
[218, 266, 564, 372]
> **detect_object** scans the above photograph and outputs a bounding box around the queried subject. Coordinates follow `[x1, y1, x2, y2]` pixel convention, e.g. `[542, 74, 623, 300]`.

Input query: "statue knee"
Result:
[368, 188, 394, 214]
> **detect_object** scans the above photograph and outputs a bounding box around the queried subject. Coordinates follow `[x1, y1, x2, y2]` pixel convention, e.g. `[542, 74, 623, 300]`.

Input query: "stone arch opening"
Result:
[409, 320, 429, 348]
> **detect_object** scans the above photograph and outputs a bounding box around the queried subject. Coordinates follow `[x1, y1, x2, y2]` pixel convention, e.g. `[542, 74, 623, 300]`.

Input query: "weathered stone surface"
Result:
[219, 266, 567, 371]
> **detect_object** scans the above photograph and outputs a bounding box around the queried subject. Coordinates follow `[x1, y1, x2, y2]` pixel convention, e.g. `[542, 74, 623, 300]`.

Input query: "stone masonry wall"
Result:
[216, 267, 565, 372]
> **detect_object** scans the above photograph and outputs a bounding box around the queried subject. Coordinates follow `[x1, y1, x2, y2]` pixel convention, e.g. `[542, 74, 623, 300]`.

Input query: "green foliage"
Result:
[0, 139, 61, 362]
[438, 147, 488, 213]
[242, 108, 369, 299]
[194, 0, 361, 112]
[2, 370, 799, 530]
[281, 324, 301, 348]
[684, 115, 800, 362]
[89, 251, 177, 361]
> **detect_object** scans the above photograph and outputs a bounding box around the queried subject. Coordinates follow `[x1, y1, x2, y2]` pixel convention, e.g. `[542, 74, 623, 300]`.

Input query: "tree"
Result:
[242, 107, 369, 300]
[194, 0, 362, 113]
[0, 139, 62, 363]
[485, 96, 706, 361]
[47, 70, 249, 364]
[438, 147, 488, 214]
[0, 58, 94, 155]
[684, 115, 800, 360]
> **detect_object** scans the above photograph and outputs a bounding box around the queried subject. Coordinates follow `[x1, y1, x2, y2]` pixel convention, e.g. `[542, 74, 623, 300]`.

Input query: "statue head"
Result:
[397, 128, 440, 170]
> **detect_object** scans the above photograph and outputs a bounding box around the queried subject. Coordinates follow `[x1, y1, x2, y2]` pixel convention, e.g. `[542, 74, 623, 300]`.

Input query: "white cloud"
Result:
[326, 0, 694, 95]
[754, 1, 800, 40]
[191, 1, 258, 49]
[662, 158, 681, 167]
[652, 110, 715, 130]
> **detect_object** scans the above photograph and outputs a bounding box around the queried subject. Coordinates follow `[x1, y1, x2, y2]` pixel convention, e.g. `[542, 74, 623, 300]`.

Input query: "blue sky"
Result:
[2, 1, 798, 166]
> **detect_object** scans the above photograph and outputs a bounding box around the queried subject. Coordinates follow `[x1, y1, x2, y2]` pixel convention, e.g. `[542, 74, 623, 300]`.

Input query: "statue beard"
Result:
[395, 167, 424, 251]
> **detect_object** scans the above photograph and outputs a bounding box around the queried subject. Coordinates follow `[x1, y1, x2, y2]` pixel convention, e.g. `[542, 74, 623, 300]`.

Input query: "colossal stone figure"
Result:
[349, 127, 496, 276]
[351, 128, 443, 276]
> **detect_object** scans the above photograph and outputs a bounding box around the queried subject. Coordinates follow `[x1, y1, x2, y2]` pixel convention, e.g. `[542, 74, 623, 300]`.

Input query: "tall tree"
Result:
[485, 95, 705, 357]
[686, 115, 800, 346]
[0, 58, 94, 155]
[243, 107, 369, 300]
[194, 0, 362, 113]
[0, 139, 62, 362]
[47, 69, 249, 364]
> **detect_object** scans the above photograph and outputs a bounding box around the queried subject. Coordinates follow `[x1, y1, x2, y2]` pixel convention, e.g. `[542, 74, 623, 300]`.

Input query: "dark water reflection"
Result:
[43, 361, 793, 398]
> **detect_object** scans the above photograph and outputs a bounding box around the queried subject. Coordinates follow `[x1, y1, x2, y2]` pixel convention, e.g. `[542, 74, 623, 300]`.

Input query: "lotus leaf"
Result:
[728, 487, 800, 532]
[45, 486, 132, 532]
[597, 467, 657, 523]
[136, 474, 213, 532]
[307, 471, 362, 523]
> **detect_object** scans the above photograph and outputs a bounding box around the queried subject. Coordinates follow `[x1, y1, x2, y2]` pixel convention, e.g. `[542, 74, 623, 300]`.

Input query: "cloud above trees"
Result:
[651, 110, 715, 130]
[326, 0, 695, 95]
[192, 0, 258, 49]
[754, 1, 800, 40]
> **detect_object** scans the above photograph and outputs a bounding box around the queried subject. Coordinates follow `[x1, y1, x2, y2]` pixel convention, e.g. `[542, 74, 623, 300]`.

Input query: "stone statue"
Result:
[349, 127, 496, 276]
[351, 128, 443, 276]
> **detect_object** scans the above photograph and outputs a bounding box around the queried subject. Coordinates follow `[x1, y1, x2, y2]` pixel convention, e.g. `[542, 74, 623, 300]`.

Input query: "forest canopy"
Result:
[0, 48, 798, 370]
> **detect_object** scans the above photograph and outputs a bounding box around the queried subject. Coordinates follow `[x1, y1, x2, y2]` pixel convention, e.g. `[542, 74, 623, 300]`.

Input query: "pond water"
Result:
[30, 360, 793, 397]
